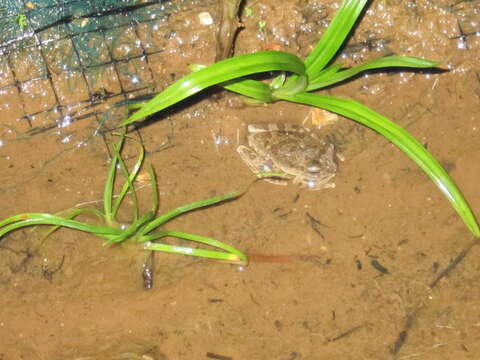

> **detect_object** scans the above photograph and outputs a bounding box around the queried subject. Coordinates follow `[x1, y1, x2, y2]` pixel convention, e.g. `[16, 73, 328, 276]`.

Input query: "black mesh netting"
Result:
[0, 0, 183, 134]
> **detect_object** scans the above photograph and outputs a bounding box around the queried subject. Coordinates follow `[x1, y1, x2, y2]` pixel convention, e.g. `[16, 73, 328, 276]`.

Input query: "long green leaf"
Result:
[112, 138, 145, 220]
[304, 0, 368, 77]
[0, 213, 122, 239]
[104, 135, 125, 223]
[308, 56, 441, 91]
[148, 163, 159, 215]
[138, 191, 241, 236]
[144, 230, 247, 264]
[123, 51, 305, 125]
[41, 208, 106, 241]
[278, 92, 480, 237]
[191, 63, 274, 102]
[145, 242, 244, 263]
[307, 63, 343, 87]
[221, 78, 274, 102]
[104, 211, 155, 245]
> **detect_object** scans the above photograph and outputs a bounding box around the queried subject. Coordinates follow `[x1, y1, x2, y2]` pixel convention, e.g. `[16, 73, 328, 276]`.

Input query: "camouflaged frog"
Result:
[237, 123, 337, 190]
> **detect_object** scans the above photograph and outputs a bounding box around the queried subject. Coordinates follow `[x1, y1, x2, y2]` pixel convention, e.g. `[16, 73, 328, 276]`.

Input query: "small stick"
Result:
[215, 0, 243, 61]
[325, 324, 365, 343]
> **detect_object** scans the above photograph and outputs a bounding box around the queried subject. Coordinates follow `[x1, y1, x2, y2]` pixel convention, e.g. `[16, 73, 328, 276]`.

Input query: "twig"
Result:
[325, 323, 366, 343]
[215, 0, 244, 61]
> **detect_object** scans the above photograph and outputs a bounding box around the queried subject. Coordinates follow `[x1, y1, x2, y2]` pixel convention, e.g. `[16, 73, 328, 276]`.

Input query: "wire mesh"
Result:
[0, 0, 181, 135]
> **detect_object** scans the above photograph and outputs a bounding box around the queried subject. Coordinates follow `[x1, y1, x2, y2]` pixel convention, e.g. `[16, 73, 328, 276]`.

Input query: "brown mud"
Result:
[1, 1, 480, 359]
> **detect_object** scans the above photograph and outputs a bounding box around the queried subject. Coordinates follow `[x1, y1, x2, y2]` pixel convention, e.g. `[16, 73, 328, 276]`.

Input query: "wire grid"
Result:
[0, 0, 181, 135]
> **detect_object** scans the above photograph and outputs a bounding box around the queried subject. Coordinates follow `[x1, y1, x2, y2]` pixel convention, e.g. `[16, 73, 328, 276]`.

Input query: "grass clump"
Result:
[121, 0, 479, 237]
[0, 132, 247, 271]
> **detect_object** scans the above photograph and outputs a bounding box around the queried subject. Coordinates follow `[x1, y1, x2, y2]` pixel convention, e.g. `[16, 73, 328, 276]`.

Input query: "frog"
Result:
[237, 123, 337, 190]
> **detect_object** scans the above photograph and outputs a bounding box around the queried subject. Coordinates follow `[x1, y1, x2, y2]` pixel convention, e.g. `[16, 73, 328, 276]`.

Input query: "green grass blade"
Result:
[221, 78, 274, 102]
[104, 135, 126, 223]
[123, 51, 306, 125]
[272, 75, 308, 98]
[269, 72, 287, 90]
[308, 56, 441, 91]
[307, 63, 343, 86]
[104, 211, 155, 245]
[148, 163, 159, 215]
[138, 191, 241, 236]
[304, 0, 368, 77]
[0, 213, 42, 228]
[145, 242, 244, 263]
[144, 231, 247, 264]
[279, 92, 480, 237]
[0, 213, 122, 239]
[111, 139, 145, 220]
[41, 208, 106, 240]
[191, 63, 274, 102]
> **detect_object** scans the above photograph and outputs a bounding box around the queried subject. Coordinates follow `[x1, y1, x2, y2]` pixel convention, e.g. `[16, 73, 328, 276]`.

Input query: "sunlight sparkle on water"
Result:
[58, 115, 72, 128]
[306, 179, 317, 189]
[457, 41, 467, 50]
[61, 135, 72, 144]
[260, 164, 272, 172]
[130, 75, 140, 84]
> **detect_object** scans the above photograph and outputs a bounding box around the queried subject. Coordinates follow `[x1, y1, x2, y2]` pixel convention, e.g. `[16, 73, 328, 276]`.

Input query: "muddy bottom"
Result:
[1, 1, 480, 359]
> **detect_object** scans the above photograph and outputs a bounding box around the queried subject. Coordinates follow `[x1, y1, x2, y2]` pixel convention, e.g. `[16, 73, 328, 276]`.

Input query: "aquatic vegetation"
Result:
[122, 0, 479, 237]
[0, 132, 247, 267]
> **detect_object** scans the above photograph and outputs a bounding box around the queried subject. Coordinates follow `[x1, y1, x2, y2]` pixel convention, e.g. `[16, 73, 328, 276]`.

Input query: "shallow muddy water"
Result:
[1, 0, 480, 359]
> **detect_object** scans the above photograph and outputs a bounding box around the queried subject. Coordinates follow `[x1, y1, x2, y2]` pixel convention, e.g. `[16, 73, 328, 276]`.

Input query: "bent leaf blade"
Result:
[123, 51, 306, 125]
[304, 0, 368, 77]
[279, 92, 480, 237]
[308, 56, 441, 91]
